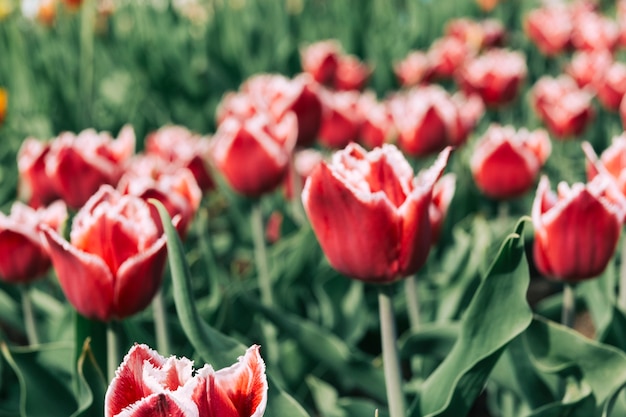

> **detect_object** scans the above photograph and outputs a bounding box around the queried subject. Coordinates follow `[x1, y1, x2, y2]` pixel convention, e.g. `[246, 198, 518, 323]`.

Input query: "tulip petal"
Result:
[114, 393, 195, 417]
[40, 225, 114, 321]
[114, 235, 167, 319]
[0, 229, 50, 283]
[193, 345, 267, 417]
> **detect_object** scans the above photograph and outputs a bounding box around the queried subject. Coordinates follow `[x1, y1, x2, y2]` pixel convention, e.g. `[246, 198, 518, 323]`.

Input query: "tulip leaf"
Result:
[524, 315, 626, 415]
[70, 338, 107, 417]
[399, 322, 460, 360]
[416, 219, 533, 417]
[0, 342, 77, 417]
[153, 200, 312, 417]
[242, 295, 387, 402]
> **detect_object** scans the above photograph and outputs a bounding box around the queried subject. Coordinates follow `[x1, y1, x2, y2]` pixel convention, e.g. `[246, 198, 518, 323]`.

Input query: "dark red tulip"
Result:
[0, 201, 66, 284]
[41, 185, 167, 321]
[456, 49, 527, 107]
[358, 92, 396, 150]
[300, 40, 341, 86]
[317, 89, 362, 149]
[43, 126, 135, 209]
[471, 125, 551, 199]
[212, 113, 297, 197]
[428, 36, 473, 80]
[532, 175, 625, 281]
[302, 143, 451, 283]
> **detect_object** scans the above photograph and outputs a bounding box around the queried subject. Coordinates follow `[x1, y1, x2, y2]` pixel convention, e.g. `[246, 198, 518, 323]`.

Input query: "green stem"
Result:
[378, 285, 406, 417]
[561, 283, 575, 329]
[79, 0, 95, 127]
[619, 238, 626, 311]
[152, 289, 170, 356]
[404, 274, 420, 332]
[20, 285, 39, 345]
[289, 154, 306, 225]
[107, 321, 120, 382]
[251, 202, 278, 366]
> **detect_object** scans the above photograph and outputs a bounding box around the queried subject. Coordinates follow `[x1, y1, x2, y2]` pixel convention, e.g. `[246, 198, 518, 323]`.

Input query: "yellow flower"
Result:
[0, 0, 14, 20]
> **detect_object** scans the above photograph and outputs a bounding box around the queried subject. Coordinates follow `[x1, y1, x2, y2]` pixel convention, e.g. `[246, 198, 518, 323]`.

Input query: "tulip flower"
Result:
[17, 138, 61, 208]
[44, 126, 135, 209]
[333, 54, 371, 91]
[571, 12, 619, 52]
[584, 135, 626, 197]
[212, 112, 297, 197]
[566, 50, 612, 89]
[117, 155, 202, 239]
[283, 148, 324, 200]
[357, 92, 396, 150]
[393, 51, 433, 87]
[532, 75, 594, 139]
[302, 143, 451, 283]
[300, 40, 341, 86]
[41, 185, 167, 321]
[105, 344, 267, 417]
[145, 125, 214, 192]
[594, 61, 626, 111]
[430, 173, 456, 245]
[0, 201, 66, 284]
[446, 18, 505, 50]
[427, 36, 473, 80]
[471, 125, 551, 199]
[532, 175, 626, 282]
[317, 89, 362, 149]
[525, 4, 573, 56]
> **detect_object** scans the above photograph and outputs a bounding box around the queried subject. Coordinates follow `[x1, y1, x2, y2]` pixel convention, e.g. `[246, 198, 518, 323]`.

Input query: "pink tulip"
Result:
[430, 173, 456, 244]
[357, 92, 396, 150]
[333, 54, 371, 91]
[17, 138, 60, 208]
[525, 4, 573, 56]
[393, 51, 433, 87]
[300, 40, 341, 86]
[41, 185, 167, 321]
[302, 143, 451, 283]
[317, 89, 362, 149]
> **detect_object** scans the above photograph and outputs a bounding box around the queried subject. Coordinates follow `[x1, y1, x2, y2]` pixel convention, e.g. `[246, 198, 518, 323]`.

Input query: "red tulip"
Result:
[191, 345, 268, 417]
[427, 36, 473, 80]
[300, 40, 341, 86]
[456, 49, 527, 107]
[571, 12, 619, 52]
[584, 135, 626, 197]
[471, 125, 551, 199]
[430, 173, 456, 244]
[532, 175, 625, 281]
[525, 4, 573, 56]
[393, 51, 433, 87]
[17, 138, 60, 208]
[317, 89, 362, 149]
[44, 126, 135, 209]
[532, 75, 594, 139]
[40, 185, 167, 321]
[333, 54, 371, 91]
[216, 91, 260, 126]
[283, 148, 324, 200]
[302, 143, 451, 283]
[117, 155, 202, 239]
[0, 201, 66, 284]
[145, 125, 215, 192]
[357, 92, 396, 150]
[105, 343, 198, 417]
[594, 61, 626, 111]
[212, 113, 297, 197]
[449, 91, 485, 147]
[446, 18, 505, 50]
[566, 50, 612, 89]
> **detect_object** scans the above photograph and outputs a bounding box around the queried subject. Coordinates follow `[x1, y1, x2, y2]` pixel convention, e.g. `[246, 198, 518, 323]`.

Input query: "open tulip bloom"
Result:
[40, 185, 167, 322]
[105, 344, 267, 417]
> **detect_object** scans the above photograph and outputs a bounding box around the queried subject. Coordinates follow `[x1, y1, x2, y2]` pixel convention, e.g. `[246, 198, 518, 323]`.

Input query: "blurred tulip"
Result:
[532, 75, 594, 139]
[283, 148, 323, 200]
[0, 88, 6, 124]
[145, 125, 215, 192]
[62, 0, 82, 9]
[317, 89, 362, 149]
[302, 143, 451, 283]
[532, 175, 625, 281]
[0, 201, 66, 284]
[333, 54, 371, 91]
[241, 73, 323, 147]
[428, 36, 473, 80]
[300, 40, 341, 86]
[118, 155, 202, 239]
[212, 113, 297, 197]
[265, 211, 283, 243]
[476, 0, 499, 12]
[456, 49, 527, 107]
[358, 92, 396, 149]
[571, 12, 619, 52]
[22, 0, 56, 25]
[17, 138, 60, 208]
[584, 135, 626, 197]
[44, 125, 135, 209]
[216, 91, 260, 126]
[620, 96, 626, 130]
[566, 50, 612, 89]
[446, 18, 505, 50]
[525, 5, 573, 56]
[594, 61, 626, 111]
[393, 51, 433, 87]
[471, 125, 551, 199]
[41, 185, 167, 321]
[450, 91, 485, 147]
[430, 173, 456, 244]
[105, 343, 197, 417]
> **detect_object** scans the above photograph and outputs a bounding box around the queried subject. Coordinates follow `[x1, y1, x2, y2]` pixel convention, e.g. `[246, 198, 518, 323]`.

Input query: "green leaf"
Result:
[417, 219, 533, 417]
[71, 338, 107, 417]
[153, 200, 312, 417]
[399, 322, 459, 360]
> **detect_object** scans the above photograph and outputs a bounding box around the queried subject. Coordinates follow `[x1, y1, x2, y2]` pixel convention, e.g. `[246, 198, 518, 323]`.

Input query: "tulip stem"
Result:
[107, 321, 120, 382]
[251, 202, 279, 367]
[404, 274, 420, 331]
[152, 289, 170, 356]
[378, 285, 406, 417]
[619, 239, 626, 311]
[289, 154, 306, 225]
[20, 285, 39, 346]
[561, 283, 575, 329]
